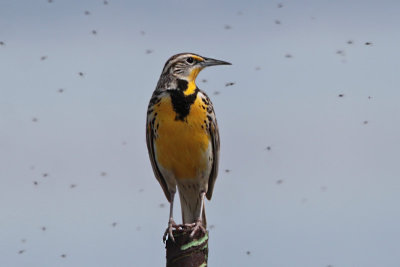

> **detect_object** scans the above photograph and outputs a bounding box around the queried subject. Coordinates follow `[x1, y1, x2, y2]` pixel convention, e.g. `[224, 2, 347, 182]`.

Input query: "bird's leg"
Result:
[163, 191, 179, 242]
[189, 191, 207, 237]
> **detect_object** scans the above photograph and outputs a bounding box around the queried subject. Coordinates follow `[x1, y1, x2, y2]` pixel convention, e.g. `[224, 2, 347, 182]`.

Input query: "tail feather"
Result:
[179, 187, 207, 228]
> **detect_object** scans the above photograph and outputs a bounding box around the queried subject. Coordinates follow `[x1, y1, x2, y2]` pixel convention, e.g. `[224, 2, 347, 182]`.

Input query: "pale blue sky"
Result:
[1, 0, 400, 266]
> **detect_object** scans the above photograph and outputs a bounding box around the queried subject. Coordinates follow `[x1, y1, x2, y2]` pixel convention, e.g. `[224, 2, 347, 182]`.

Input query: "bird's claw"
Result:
[187, 219, 206, 238]
[163, 219, 179, 243]
[163, 219, 206, 241]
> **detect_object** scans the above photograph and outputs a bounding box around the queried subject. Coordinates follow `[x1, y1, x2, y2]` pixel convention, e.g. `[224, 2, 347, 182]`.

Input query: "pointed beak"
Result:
[201, 57, 232, 67]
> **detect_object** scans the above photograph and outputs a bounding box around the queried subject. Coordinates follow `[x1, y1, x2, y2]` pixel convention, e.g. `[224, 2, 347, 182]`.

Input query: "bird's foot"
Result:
[184, 219, 206, 238]
[163, 219, 180, 243]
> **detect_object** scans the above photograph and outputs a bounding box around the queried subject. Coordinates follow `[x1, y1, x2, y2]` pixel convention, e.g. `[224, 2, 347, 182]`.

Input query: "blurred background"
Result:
[1, 0, 400, 266]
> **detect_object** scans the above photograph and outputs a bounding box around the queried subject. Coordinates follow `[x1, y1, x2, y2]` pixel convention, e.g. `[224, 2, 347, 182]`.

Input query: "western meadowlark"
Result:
[146, 53, 231, 241]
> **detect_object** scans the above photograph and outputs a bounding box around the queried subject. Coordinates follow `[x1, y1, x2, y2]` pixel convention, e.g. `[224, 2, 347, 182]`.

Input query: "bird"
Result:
[146, 53, 231, 241]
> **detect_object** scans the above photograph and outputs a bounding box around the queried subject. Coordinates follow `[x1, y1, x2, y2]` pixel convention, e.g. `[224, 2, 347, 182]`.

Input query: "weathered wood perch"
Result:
[165, 228, 209, 267]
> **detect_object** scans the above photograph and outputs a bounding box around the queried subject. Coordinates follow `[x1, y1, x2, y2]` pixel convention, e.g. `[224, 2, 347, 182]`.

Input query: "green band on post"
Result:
[180, 233, 208, 251]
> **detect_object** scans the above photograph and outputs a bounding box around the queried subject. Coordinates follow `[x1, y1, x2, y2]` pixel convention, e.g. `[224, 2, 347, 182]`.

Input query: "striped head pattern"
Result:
[161, 53, 231, 82]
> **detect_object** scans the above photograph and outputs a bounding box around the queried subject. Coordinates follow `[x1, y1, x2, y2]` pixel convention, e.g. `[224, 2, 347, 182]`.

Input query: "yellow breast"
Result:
[153, 94, 210, 180]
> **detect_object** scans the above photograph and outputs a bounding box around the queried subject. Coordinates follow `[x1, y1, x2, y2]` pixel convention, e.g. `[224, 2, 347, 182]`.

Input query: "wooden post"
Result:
[165, 228, 209, 267]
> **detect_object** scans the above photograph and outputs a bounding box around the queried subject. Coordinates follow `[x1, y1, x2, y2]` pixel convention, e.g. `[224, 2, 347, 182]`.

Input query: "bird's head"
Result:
[161, 53, 231, 83]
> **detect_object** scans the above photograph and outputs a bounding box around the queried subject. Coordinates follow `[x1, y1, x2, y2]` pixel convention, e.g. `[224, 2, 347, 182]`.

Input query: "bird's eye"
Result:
[186, 57, 194, 64]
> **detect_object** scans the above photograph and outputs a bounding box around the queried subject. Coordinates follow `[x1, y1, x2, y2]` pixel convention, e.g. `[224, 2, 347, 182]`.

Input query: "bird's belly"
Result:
[154, 96, 211, 180]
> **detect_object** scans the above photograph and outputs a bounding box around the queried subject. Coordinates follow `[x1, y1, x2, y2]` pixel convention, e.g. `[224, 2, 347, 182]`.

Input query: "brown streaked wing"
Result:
[206, 105, 220, 200]
[146, 121, 171, 202]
